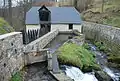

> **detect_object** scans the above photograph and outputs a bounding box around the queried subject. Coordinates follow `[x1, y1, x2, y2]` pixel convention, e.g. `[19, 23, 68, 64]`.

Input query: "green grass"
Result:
[83, 43, 91, 50]
[0, 17, 14, 34]
[83, 0, 120, 28]
[103, 16, 120, 27]
[10, 72, 23, 81]
[57, 42, 101, 72]
[94, 41, 110, 53]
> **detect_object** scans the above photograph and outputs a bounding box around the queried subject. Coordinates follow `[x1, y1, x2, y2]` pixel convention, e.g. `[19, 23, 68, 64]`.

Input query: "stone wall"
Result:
[0, 29, 59, 81]
[24, 29, 59, 52]
[82, 21, 120, 54]
[51, 24, 82, 32]
[0, 32, 24, 81]
[24, 29, 59, 65]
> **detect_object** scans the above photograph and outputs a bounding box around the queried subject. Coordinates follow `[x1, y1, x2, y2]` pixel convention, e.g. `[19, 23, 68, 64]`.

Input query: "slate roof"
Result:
[26, 7, 82, 24]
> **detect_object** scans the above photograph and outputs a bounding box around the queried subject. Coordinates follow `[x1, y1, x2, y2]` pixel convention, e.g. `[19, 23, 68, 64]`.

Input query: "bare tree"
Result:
[8, 0, 12, 25]
[0, 0, 33, 31]
[102, 0, 105, 12]
[2, 0, 6, 17]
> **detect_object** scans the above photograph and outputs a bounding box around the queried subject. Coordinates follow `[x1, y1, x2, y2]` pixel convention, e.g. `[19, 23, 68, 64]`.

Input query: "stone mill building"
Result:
[25, 5, 82, 32]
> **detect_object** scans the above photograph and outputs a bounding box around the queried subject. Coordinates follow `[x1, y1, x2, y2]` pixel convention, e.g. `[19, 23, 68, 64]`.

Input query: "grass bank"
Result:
[57, 42, 100, 72]
[0, 17, 14, 35]
[10, 71, 23, 81]
[82, 0, 120, 28]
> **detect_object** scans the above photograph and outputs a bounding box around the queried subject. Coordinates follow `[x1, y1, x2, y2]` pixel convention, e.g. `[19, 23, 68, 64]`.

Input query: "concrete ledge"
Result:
[25, 48, 49, 54]
[0, 32, 21, 40]
[24, 49, 48, 65]
[50, 71, 73, 81]
[59, 31, 73, 34]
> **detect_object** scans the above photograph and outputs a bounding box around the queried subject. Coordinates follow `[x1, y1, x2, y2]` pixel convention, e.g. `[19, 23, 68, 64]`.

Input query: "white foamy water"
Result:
[65, 66, 98, 81]
[103, 67, 120, 81]
[90, 44, 120, 81]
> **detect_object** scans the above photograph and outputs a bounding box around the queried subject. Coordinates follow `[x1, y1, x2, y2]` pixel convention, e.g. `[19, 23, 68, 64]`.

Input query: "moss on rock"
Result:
[108, 56, 120, 64]
[10, 72, 23, 81]
[106, 53, 120, 69]
[0, 17, 14, 35]
[94, 41, 110, 53]
[57, 42, 101, 72]
[83, 43, 91, 50]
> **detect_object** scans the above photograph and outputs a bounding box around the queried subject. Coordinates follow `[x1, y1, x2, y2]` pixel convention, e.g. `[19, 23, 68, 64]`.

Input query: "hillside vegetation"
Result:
[0, 17, 14, 35]
[82, 0, 120, 28]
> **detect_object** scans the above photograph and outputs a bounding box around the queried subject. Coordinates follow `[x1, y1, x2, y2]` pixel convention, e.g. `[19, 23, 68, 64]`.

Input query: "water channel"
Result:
[25, 33, 120, 81]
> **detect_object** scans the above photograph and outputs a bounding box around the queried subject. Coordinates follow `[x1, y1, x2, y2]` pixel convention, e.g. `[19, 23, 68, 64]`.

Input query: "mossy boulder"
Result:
[95, 71, 113, 81]
[83, 43, 91, 50]
[0, 17, 14, 35]
[107, 53, 120, 69]
[69, 36, 85, 46]
[73, 30, 81, 36]
[108, 56, 120, 64]
[107, 62, 120, 70]
[94, 41, 110, 53]
[57, 42, 101, 72]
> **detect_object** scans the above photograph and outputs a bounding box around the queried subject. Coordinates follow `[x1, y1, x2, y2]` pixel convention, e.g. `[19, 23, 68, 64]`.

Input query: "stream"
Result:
[89, 43, 120, 81]
[24, 33, 120, 81]
[46, 33, 120, 81]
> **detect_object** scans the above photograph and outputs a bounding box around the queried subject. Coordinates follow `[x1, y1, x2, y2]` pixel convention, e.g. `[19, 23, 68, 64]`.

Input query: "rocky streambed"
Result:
[88, 43, 120, 81]
[46, 33, 120, 81]
[22, 32, 120, 81]
[23, 62, 57, 81]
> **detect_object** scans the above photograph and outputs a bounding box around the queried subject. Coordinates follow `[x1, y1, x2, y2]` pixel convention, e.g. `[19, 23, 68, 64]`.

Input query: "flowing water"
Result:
[46, 33, 74, 54]
[46, 34, 120, 81]
[60, 65, 98, 81]
[89, 43, 120, 81]
[25, 33, 120, 81]
[24, 34, 73, 81]
[46, 34, 98, 81]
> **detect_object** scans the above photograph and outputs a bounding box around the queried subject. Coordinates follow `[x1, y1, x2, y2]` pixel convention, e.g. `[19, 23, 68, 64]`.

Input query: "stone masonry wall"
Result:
[24, 29, 59, 53]
[82, 21, 120, 54]
[0, 32, 24, 81]
[0, 29, 59, 81]
[24, 29, 59, 65]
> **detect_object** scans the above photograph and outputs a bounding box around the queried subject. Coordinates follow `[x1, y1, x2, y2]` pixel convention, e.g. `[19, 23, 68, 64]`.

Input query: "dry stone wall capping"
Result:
[82, 21, 120, 54]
